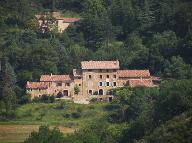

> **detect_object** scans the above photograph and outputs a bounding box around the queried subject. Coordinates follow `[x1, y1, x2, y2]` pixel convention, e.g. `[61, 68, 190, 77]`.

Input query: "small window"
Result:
[78, 77, 81, 79]
[89, 90, 92, 95]
[113, 69, 117, 72]
[88, 69, 92, 72]
[106, 70, 109, 72]
[107, 82, 110, 86]
[89, 75, 92, 79]
[99, 69, 102, 72]
[66, 83, 70, 86]
[113, 75, 116, 78]
[107, 75, 109, 78]
[100, 75, 102, 79]
[56, 82, 62, 86]
[100, 82, 102, 86]
[113, 82, 117, 86]
[79, 84, 81, 86]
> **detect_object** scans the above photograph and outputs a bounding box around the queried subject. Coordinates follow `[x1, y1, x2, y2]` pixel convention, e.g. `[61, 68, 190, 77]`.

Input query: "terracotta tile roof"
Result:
[26, 82, 50, 89]
[128, 79, 155, 88]
[81, 61, 120, 70]
[118, 70, 150, 78]
[63, 18, 80, 23]
[40, 74, 72, 82]
[35, 14, 80, 23]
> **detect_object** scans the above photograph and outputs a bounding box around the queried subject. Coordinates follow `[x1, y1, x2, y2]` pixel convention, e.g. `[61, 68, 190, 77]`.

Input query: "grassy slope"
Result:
[0, 101, 109, 143]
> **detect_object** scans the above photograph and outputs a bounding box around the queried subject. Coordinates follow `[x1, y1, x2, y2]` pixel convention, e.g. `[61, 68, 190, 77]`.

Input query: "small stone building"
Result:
[26, 60, 160, 101]
[35, 12, 80, 33]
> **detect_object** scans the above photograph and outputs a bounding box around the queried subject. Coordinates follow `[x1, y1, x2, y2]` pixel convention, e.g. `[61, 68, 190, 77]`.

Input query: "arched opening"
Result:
[99, 89, 104, 95]
[63, 90, 68, 96]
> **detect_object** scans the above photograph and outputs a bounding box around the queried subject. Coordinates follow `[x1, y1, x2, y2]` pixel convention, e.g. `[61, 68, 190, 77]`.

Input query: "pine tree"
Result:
[0, 57, 17, 118]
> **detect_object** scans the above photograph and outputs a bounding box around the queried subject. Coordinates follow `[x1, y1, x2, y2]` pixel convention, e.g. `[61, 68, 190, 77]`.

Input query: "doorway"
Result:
[63, 90, 68, 96]
[99, 89, 104, 95]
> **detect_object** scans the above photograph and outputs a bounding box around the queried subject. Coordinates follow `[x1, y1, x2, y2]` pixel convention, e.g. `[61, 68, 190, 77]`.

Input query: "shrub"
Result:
[93, 91, 98, 95]
[55, 101, 66, 109]
[56, 92, 63, 98]
[71, 112, 81, 118]
[63, 113, 70, 118]
[20, 95, 31, 104]
[90, 98, 98, 103]
[24, 125, 65, 143]
[32, 95, 55, 103]
[50, 95, 55, 103]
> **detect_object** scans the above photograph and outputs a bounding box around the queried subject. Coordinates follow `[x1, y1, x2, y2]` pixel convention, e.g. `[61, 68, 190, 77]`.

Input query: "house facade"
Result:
[26, 61, 160, 101]
[35, 12, 80, 33]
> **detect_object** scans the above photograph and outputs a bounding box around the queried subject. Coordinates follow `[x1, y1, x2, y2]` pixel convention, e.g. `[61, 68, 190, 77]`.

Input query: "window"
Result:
[107, 75, 109, 78]
[56, 82, 62, 86]
[78, 77, 81, 79]
[88, 69, 92, 72]
[66, 83, 70, 86]
[100, 82, 102, 86]
[113, 75, 116, 78]
[113, 82, 117, 86]
[107, 82, 110, 86]
[79, 84, 81, 86]
[100, 75, 102, 79]
[113, 69, 117, 72]
[106, 69, 109, 72]
[89, 75, 92, 79]
[99, 69, 102, 72]
[89, 90, 93, 95]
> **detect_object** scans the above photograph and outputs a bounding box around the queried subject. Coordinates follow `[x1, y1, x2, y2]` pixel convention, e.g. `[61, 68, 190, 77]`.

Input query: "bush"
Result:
[71, 112, 81, 118]
[55, 101, 66, 109]
[20, 95, 31, 104]
[63, 113, 70, 118]
[93, 91, 98, 95]
[56, 92, 63, 98]
[90, 98, 98, 103]
[24, 125, 65, 143]
[32, 95, 55, 103]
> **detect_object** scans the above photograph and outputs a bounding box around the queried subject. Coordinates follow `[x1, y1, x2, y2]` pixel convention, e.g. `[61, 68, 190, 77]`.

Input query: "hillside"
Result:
[0, 0, 192, 143]
[0, 101, 110, 142]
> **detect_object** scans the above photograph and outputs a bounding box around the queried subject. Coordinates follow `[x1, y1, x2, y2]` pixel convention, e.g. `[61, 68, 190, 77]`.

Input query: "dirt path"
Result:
[0, 124, 75, 143]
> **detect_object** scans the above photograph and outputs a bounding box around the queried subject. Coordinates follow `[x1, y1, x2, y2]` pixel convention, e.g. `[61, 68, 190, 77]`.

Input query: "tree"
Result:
[82, 0, 107, 17]
[163, 56, 192, 79]
[154, 79, 192, 125]
[0, 57, 17, 118]
[24, 125, 65, 143]
[113, 87, 133, 121]
[74, 84, 80, 95]
[148, 31, 178, 73]
[124, 33, 149, 69]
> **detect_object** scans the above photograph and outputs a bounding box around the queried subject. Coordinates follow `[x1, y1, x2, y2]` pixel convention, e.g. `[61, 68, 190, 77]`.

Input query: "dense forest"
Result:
[0, 0, 192, 143]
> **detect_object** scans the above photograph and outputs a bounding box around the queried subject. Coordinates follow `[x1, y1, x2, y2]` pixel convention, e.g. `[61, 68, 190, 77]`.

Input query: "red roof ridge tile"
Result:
[40, 74, 73, 82]
[81, 60, 120, 70]
[118, 70, 150, 78]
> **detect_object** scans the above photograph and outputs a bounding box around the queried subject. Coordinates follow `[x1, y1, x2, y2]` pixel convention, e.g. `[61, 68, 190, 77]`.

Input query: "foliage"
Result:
[0, 58, 17, 119]
[33, 94, 55, 103]
[24, 125, 65, 143]
[74, 84, 80, 95]
[1, 0, 192, 142]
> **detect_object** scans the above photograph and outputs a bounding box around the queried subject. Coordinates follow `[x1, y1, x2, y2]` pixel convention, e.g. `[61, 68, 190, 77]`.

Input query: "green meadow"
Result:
[0, 101, 110, 143]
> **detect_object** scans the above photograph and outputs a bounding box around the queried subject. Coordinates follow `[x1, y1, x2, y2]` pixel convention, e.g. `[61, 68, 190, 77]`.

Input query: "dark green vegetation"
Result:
[0, 0, 192, 143]
[24, 80, 192, 143]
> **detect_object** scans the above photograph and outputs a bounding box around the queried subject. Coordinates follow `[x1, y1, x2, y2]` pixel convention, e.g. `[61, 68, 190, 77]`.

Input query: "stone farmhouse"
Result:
[35, 12, 80, 33]
[26, 60, 160, 102]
